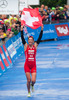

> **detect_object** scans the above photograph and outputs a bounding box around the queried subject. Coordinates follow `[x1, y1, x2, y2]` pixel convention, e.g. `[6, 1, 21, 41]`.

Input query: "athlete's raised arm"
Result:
[34, 25, 43, 49]
[21, 25, 28, 51]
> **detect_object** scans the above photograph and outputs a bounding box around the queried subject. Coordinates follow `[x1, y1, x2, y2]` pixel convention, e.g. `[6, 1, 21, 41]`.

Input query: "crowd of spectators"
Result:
[39, 4, 69, 23]
[0, 15, 21, 45]
[0, 4, 69, 45]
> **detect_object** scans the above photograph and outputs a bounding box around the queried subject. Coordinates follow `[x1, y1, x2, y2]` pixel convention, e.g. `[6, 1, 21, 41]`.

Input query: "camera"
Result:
[15, 26, 17, 29]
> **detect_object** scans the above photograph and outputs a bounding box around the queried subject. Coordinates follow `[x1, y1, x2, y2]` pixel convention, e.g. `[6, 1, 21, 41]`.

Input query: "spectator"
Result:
[42, 10, 48, 21]
[16, 17, 21, 31]
[11, 23, 19, 36]
[59, 10, 67, 20]
[6, 28, 14, 38]
[14, 17, 18, 24]
[51, 7, 56, 21]
[54, 10, 60, 21]
[4, 19, 10, 32]
[0, 20, 5, 32]
[0, 26, 7, 44]
[63, 7, 68, 19]
[56, 5, 59, 10]
[47, 9, 51, 22]
[44, 6, 48, 12]
[41, 4, 45, 9]
[51, 7, 56, 15]
[39, 8, 44, 16]
[10, 17, 15, 26]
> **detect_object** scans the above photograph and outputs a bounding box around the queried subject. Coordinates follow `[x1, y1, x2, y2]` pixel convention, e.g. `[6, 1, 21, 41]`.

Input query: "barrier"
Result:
[0, 66, 3, 76]
[23, 23, 69, 41]
[41, 24, 57, 40]
[0, 47, 10, 68]
[2, 45, 12, 67]
[12, 32, 24, 58]
[5, 38, 17, 63]
[0, 22, 69, 76]
[0, 54, 7, 72]
[55, 23, 69, 40]
[0, 54, 6, 76]
[5, 33, 24, 63]
[0, 32, 24, 76]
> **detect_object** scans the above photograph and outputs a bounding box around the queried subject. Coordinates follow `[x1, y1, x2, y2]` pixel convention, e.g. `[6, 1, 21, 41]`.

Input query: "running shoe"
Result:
[30, 83, 34, 92]
[27, 92, 31, 97]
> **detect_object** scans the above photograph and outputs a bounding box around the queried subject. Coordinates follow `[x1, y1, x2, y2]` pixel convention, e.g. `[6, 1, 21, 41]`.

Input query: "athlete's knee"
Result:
[27, 79, 31, 83]
[32, 80, 36, 83]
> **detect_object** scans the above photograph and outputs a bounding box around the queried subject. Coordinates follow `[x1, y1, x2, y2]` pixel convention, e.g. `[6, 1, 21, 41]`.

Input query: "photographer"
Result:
[11, 23, 19, 36]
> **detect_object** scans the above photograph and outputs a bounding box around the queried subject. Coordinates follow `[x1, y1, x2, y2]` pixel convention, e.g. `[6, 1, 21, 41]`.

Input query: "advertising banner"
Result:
[0, 53, 7, 71]
[0, 66, 3, 76]
[5, 38, 17, 62]
[0, 56, 5, 71]
[55, 24, 69, 37]
[0, 0, 19, 15]
[41, 24, 57, 40]
[19, 0, 28, 11]
[24, 24, 57, 42]
[28, 0, 39, 5]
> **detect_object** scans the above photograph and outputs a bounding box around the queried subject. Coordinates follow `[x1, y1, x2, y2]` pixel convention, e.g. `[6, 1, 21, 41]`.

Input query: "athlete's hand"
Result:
[41, 24, 43, 30]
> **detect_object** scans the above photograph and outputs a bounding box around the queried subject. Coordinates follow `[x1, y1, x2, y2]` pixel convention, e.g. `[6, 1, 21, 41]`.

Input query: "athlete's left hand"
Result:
[41, 24, 43, 30]
[21, 25, 24, 31]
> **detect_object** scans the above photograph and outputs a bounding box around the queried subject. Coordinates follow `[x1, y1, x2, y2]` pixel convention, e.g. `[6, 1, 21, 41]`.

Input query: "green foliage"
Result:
[40, 0, 67, 7]
[32, 0, 67, 8]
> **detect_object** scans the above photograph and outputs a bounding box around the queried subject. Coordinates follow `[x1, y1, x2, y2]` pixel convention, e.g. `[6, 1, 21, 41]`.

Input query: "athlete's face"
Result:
[28, 37, 34, 45]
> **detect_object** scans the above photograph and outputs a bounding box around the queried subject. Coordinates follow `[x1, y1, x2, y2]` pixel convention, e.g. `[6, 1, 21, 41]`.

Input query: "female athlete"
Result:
[21, 25, 43, 97]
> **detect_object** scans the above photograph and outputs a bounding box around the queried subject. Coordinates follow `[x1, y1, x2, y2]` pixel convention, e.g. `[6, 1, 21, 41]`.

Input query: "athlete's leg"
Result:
[26, 72, 31, 93]
[30, 72, 36, 92]
[31, 64, 37, 86]
[31, 72, 36, 86]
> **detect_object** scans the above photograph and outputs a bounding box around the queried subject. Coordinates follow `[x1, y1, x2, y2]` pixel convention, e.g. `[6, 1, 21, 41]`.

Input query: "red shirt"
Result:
[25, 45, 36, 66]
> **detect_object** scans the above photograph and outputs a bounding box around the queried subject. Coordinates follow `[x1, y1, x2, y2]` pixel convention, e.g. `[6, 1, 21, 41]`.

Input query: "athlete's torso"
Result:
[25, 45, 36, 65]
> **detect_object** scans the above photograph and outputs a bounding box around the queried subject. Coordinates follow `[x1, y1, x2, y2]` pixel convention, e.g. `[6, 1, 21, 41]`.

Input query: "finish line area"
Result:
[0, 39, 69, 100]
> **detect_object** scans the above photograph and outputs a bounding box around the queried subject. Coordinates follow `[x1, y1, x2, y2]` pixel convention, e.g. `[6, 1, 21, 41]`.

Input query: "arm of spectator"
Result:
[6, 31, 10, 36]
[45, 15, 49, 19]
[54, 10, 57, 15]
[0, 34, 6, 39]
[42, 15, 45, 21]
[10, 31, 14, 35]
[8, 33, 13, 38]
[28, 5, 33, 9]
[0, 35, 5, 38]
[64, 15, 67, 19]
[57, 14, 60, 17]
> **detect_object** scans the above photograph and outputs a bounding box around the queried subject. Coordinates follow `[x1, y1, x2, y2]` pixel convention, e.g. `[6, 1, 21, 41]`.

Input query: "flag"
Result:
[21, 8, 42, 29]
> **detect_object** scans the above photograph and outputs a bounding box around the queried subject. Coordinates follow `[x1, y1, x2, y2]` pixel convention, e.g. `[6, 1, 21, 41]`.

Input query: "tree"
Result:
[40, 0, 67, 7]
